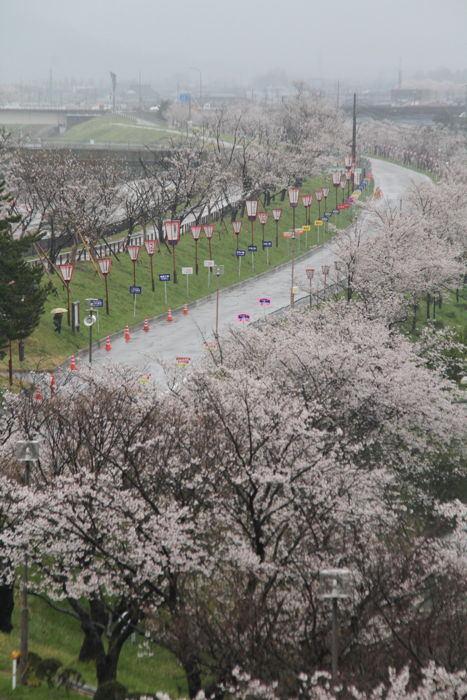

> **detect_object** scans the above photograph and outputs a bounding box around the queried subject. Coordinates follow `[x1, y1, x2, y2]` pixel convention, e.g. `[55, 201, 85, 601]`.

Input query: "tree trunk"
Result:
[79, 625, 102, 662]
[95, 635, 128, 687]
[0, 584, 14, 633]
[181, 657, 202, 699]
[78, 598, 106, 662]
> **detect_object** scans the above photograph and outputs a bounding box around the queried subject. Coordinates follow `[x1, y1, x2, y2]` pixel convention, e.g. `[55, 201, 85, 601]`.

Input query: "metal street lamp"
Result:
[127, 245, 141, 286]
[190, 225, 202, 274]
[83, 301, 97, 363]
[340, 175, 346, 203]
[58, 263, 74, 326]
[245, 200, 259, 244]
[15, 438, 41, 687]
[143, 239, 157, 291]
[322, 264, 330, 290]
[272, 208, 282, 248]
[204, 224, 215, 260]
[288, 188, 300, 310]
[332, 171, 341, 209]
[306, 268, 315, 308]
[319, 568, 353, 685]
[214, 264, 224, 337]
[164, 220, 181, 283]
[97, 258, 112, 314]
[345, 169, 352, 197]
[258, 211, 269, 243]
[322, 187, 329, 214]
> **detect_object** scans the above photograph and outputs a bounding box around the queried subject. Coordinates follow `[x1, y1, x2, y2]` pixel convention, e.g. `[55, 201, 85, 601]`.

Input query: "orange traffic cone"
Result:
[105, 336, 111, 352]
[167, 308, 173, 322]
[143, 318, 149, 332]
[183, 302, 189, 315]
[124, 324, 131, 342]
[34, 385, 43, 401]
[70, 353, 77, 370]
[50, 371, 56, 391]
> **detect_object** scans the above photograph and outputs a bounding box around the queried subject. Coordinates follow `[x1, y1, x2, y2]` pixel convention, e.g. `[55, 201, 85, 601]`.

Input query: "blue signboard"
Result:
[262, 241, 273, 248]
[159, 273, 171, 282]
[90, 298, 103, 307]
[324, 211, 332, 218]
[248, 245, 257, 252]
[322, 216, 329, 222]
[129, 285, 142, 294]
[179, 92, 190, 103]
[259, 297, 271, 306]
[236, 249, 246, 257]
[237, 313, 251, 322]
[332, 209, 340, 215]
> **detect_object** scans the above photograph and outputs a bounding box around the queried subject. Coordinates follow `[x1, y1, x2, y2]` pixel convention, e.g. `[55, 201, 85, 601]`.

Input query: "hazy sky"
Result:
[2, 0, 466, 88]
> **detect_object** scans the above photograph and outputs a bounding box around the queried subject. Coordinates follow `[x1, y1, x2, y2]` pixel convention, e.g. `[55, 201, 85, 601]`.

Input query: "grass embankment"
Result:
[0, 595, 187, 699]
[51, 115, 179, 146]
[1, 174, 373, 375]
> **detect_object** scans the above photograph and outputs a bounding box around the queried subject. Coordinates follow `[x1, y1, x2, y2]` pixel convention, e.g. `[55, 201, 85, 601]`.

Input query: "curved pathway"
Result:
[85, 159, 431, 387]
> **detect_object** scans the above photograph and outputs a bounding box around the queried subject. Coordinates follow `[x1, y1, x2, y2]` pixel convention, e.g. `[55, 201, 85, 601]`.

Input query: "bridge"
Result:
[0, 106, 110, 131]
[343, 103, 462, 123]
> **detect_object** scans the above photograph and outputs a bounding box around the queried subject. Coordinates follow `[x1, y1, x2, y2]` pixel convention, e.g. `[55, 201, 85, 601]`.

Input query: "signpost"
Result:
[214, 265, 225, 337]
[176, 356, 191, 367]
[236, 249, 246, 277]
[237, 313, 250, 323]
[129, 286, 142, 316]
[182, 266, 193, 296]
[204, 259, 214, 287]
[159, 273, 170, 304]
[248, 244, 257, 271]
[306, 268, 315, 308]
[262, 240, 272, 264]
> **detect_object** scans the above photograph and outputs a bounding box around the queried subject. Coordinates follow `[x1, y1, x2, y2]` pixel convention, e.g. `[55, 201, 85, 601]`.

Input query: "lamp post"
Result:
[345, 170, 352, 198]
[272, 208, 282, 247]
[232, 220, 242, 251]
[204, 224, 214, 259]
[127, 245, 141, 286]
[332, 171, 341, 209]
[322, 187, 329, 214]
[97, 258, 112, 314]
[15, 439, 41, 687]
[306, 268, 315, 308]
[288, 187, 300, 310]
[319, 568, 353, 686]
[290, 229, 296, 309]
[315, 190, 323, 219]
[164, 220, 181, 283]
[245, 200, 258, 244]
[302, 194, 313, 226]
[258, 211, 269, 243]
[322, 264, 330, 291]
[58, 263, 74, 326]
[143, 239, 157, 291]
[214, 264, 224, 338]
[83, 301, 97, 363]
[340, 175, 346, 203]
[190, 225, 202, 274]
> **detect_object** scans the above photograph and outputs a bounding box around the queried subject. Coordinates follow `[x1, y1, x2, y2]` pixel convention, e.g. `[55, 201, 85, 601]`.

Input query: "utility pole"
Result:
[351, 92, 357, 163]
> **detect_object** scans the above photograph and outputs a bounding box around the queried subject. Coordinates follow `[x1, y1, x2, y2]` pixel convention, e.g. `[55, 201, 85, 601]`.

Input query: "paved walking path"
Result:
[83, 159, 430, 388]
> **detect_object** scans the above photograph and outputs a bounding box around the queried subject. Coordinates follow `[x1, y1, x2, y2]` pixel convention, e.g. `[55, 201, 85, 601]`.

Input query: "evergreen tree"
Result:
[0, 179, 52, 380]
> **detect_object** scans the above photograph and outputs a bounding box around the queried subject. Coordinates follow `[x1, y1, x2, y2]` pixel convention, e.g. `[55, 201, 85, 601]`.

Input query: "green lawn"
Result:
[0, 595, 187, 699]
[51, 115, 179, 146]
[1, 174, 373, 375]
